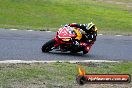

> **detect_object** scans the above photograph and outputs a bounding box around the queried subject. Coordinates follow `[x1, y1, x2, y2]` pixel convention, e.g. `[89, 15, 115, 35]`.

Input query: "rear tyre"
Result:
[42, 39, 56, 52]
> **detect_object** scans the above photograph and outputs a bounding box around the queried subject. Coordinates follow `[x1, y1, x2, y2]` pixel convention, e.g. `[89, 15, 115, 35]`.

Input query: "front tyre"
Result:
[41, 39, 56, 52]
[83, 50, 88, 54]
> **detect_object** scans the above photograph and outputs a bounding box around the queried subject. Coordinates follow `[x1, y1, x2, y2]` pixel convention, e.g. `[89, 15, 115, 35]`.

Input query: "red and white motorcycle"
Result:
[41, 26, 94, 54]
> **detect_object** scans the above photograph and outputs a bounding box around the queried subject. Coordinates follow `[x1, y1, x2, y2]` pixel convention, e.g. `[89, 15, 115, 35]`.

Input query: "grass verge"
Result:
[0, 61, 132, 88]
[0, 0, 132, 35]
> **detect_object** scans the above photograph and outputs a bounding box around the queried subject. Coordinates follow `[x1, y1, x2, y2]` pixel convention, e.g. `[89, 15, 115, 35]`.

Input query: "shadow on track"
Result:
[43, 51, 106, 60]
[48, 51, 85, 56]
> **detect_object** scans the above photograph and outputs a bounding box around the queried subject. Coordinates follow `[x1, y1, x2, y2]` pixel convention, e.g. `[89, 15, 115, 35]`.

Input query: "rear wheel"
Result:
[42, 39, 56, 52]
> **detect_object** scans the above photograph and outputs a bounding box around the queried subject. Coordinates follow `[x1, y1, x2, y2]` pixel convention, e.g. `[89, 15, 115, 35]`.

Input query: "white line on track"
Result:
[9, 28, 125, 37]
[45, 31, 51, 32]
[0, 60, 119, 64]
[10, 29, 18, 30]
[98, 34, 103, 36]
[27, 30, 33, 31]
[115, 35, 123, 36]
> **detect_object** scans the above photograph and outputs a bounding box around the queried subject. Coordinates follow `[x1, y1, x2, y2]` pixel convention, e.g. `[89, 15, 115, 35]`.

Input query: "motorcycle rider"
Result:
[65, 22, 97, 45]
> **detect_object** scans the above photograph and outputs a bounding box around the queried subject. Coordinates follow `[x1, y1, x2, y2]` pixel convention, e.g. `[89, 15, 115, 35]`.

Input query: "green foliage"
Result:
[0, 62, 132, 87]
[0, 0, 132, 34]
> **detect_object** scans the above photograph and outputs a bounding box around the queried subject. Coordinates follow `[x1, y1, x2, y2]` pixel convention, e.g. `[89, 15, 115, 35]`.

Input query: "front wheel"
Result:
[83, 46, 91, 54]
[41, 39, 56, 52]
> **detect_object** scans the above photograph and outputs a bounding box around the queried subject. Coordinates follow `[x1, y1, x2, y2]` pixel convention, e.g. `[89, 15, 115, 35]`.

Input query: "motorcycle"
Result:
[41, 26, 93, 54]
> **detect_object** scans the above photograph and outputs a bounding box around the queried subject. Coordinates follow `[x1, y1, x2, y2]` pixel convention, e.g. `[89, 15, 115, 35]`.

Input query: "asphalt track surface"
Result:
[0, 28, 132, 61]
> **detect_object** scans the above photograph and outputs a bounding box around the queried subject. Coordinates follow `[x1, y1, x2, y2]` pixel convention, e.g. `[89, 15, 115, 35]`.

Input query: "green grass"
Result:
[0, 62, 132, 87]
[0, 0, 132, 34]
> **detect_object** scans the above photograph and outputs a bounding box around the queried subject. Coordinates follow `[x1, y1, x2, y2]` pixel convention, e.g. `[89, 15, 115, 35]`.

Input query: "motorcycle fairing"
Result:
[57, 27, 76, 39]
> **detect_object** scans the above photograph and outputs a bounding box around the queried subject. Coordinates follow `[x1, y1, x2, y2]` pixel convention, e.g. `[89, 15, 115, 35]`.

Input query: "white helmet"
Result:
[87, 22, 95, 30]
